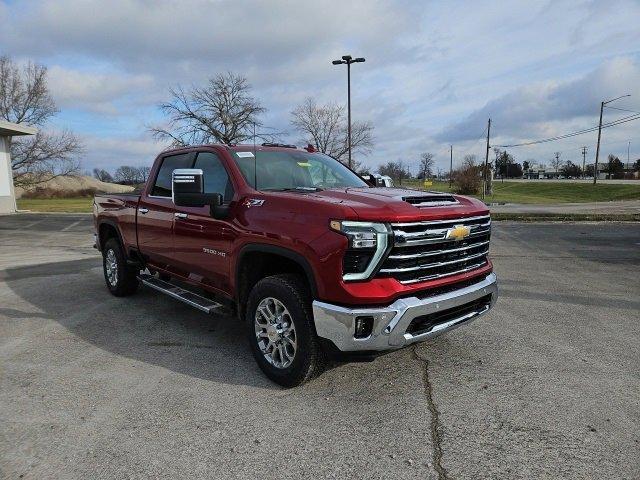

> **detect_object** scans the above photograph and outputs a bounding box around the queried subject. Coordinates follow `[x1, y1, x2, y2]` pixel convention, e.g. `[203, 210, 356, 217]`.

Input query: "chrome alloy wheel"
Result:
[105, 249, 118, 286]
[254, 297, 297, 369]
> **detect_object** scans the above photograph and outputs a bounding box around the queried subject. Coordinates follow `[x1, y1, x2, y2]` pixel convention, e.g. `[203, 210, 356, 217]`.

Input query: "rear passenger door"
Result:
[171, 150, 237, 294]
[137, 152, 194, 269]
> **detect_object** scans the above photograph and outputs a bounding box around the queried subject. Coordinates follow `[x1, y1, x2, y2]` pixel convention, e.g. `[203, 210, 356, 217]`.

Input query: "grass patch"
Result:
[402, 179, 640, 204]
[15, 181, 640, 213]
[492, 212, 640, 222]
[17, 197, 93, 213]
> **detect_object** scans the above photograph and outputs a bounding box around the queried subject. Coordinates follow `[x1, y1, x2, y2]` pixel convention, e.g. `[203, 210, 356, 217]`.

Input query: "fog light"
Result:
[354, 316, 374, 339]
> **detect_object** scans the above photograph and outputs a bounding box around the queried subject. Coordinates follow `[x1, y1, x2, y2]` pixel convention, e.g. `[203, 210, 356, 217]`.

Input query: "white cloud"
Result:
[48, 66, 154, 114]
[79, 135, 162, 170]
[1, 0, 419, 78]
[436, 57, 640, 143]
[1, 0, 639, 172]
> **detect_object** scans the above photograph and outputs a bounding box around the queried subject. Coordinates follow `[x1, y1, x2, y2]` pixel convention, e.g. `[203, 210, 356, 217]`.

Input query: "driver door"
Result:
[137, 152, 194, 269]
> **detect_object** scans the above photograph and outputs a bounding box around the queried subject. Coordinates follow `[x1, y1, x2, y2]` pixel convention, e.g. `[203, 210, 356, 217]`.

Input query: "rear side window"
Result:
[193, 152, 234, 202]
[151, 153, 193, 197]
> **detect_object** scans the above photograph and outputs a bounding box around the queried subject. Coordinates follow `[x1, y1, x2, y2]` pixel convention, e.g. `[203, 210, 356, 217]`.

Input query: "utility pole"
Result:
[483, 118, 491, 200]
[594, 94, 631, 185]
[594, 101, 604, 185]
[449, 145, 453, 189]
[581, 146, 587, 179]
[628, 141, 631, 172]
[332, 55, 366, 169]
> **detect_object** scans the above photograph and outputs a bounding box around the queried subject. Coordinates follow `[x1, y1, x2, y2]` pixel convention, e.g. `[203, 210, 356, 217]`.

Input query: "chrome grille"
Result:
[378, 215, 491, 284]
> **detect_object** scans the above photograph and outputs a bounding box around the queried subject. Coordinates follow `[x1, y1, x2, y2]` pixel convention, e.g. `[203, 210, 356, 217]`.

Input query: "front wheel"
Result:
[246, 274, 326, 387]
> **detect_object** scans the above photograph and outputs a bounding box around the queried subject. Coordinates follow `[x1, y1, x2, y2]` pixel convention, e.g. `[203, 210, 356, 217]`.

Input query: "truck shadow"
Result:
[3, 257, 279, 389]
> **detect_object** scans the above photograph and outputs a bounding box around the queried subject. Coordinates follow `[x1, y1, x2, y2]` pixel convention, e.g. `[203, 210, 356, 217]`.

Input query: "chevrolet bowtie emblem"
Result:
[445, 224, 471, 241]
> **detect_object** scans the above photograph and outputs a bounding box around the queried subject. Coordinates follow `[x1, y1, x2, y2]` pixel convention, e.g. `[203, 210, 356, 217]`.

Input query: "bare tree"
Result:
[0, 56, 82, 187]
[463, 154, 478, 168]
[378, 160, 410, 185]
[150, 72, 268, 146]
[10, 130, 82, 187]
[560, 161, 582, 178]
[114, 166, 143, 185]
[452, 155, 481, 194]
[418, 152, 435, 179]
[93, 168, 113, 183]
[291, 97, 373, 166]
[138, 166, 152, 183]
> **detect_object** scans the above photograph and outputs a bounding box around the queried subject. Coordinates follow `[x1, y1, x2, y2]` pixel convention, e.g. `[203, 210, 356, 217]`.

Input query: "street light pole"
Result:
[449, 145, 453, 189]
[594, 94, 630, 185]
[332, 55, 365, 169]
[347, 61, 351, 169]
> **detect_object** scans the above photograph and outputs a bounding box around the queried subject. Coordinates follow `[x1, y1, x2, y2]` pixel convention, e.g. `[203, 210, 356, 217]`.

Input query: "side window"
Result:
[193, 152, 234, 202]
[151, 153, 193, 197]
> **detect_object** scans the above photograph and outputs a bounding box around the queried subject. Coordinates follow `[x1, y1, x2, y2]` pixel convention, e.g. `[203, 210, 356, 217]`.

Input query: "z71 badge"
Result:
[243, 198, 265, 208]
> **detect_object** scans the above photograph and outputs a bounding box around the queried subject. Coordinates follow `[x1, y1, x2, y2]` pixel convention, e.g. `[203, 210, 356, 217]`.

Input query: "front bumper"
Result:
[312, 273, 497, 352]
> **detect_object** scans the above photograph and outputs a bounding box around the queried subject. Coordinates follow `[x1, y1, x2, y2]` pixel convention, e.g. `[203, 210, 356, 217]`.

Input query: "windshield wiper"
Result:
[263, 186, 323, 192]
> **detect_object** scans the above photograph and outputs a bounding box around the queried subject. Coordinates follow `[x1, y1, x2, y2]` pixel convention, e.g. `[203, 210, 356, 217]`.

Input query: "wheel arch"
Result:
[235, 244, 318, 319]
[97, 220, 124, 252]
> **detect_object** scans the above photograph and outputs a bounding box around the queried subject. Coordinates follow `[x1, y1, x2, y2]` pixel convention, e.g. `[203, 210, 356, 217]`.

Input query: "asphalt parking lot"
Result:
[1, 214, 639, 479]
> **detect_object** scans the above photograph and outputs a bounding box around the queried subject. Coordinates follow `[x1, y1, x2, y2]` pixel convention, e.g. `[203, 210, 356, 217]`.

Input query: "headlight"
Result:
[330, 220, 391, 281]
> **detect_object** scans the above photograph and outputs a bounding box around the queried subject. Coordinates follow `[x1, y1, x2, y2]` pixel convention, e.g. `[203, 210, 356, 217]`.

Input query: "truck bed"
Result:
[94, 193, 141, 252]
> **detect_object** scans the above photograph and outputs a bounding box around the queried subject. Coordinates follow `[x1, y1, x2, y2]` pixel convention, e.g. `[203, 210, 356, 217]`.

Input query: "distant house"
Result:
[0, 120, 37, 214]
[523, 163, 557, 179]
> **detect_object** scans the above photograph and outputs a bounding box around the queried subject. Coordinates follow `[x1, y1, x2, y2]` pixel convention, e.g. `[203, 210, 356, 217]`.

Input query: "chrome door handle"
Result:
[139, 208, 149, 214]
[174, 212, 188, 219]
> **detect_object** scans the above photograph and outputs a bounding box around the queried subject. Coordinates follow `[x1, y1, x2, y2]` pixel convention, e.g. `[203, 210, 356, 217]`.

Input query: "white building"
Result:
[0, 120, 37, 214]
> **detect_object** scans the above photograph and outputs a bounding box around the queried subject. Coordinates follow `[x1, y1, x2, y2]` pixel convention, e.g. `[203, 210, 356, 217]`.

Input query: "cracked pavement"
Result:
[1, 214, 639, 479]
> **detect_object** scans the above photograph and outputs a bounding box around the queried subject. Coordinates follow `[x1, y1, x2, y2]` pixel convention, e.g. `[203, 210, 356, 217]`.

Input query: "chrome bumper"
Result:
[312, 273, 498, 352]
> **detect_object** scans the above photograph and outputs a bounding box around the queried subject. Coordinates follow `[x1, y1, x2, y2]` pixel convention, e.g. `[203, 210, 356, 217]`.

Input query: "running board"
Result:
[138, 274, 223, 314]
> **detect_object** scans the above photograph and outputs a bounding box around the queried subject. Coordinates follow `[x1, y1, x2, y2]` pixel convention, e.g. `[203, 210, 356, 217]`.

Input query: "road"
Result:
[498, 178, 639, 185]
[490, 199, 640, 215]
[1, 214, 639, 479]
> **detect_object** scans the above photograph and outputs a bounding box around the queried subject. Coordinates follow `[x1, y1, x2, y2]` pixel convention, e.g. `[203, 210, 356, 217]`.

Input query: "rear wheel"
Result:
[102, 238, 139, 296]
[246, 274, 325, 387]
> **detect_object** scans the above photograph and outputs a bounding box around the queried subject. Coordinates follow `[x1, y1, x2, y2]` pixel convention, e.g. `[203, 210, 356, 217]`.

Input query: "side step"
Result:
[138, 274, 223, 314]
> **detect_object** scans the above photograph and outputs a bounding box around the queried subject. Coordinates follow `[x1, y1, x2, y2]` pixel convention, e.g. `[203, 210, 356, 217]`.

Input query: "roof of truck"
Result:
[161, 143, 310, 155]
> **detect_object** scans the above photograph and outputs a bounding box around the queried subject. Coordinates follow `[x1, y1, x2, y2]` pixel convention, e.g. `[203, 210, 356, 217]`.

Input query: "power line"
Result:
[497, 113, 640, 147]
[494, 113, 640, 148]
[604, 105, 640, 114]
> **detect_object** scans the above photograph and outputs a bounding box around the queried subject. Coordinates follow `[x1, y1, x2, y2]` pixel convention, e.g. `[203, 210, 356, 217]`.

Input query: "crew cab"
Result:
[94, 144, 497, 387]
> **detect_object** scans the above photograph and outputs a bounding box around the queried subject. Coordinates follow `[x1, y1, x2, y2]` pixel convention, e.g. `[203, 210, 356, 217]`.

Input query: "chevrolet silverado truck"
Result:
[94, 144, 497, 387]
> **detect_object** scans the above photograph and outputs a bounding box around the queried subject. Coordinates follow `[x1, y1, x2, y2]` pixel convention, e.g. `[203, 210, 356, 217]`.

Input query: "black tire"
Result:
[246, 274, 326, 387]
[102, 238, 139, 297]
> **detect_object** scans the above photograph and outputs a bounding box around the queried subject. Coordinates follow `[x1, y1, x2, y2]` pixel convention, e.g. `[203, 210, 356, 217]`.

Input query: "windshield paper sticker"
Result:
[236, 152, 255, 158]
[297, 162, 311, 167]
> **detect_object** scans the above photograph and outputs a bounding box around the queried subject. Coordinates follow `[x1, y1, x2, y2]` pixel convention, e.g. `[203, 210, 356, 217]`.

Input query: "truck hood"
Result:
[304, 187, 489, 222]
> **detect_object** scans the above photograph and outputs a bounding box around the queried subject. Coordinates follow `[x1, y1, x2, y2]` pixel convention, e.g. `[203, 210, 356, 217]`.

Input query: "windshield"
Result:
[230, 150, 368, 191]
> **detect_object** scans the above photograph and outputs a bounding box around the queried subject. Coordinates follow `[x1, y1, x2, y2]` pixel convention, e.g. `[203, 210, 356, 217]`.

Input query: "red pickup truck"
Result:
[94, 143, 497, 386]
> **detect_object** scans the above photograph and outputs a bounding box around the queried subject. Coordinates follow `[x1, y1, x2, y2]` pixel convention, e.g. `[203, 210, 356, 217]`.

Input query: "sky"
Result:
[1, 0, 639, 174]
